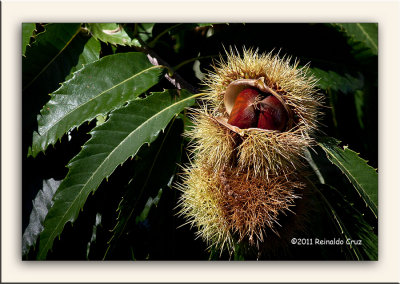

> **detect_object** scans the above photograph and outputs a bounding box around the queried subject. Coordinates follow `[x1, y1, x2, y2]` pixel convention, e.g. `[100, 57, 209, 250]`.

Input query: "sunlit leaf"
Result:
[22, 23, 36, 56]
[318, 137, 378, 218]
[88, 23, 136, 46]
[135, 23, 155, 44]
[37, 90, 196, 259]
[305, 148, 378, 260]
[23, 23, 82, 90]
[333, 23, 378, 56]
[104, 118, 183, 259]
[86, 213, 102, 260]
[22, 178, 61, 256]
[196, 23, 215, 27]
[29, 52, 165, 157]
[64, 37, 101, 80]
[309, 182, 377, 260]
[22, 24, 100, 152]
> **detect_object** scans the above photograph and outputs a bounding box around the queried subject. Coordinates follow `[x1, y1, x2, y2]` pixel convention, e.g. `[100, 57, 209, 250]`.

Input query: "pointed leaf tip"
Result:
[37, 89, 196, 259]
[30, 52, 165, 157]
[318, 137, 378, 218]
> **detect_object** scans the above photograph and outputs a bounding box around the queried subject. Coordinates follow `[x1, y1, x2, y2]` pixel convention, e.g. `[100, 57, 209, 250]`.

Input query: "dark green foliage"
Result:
[29, 52, 165, 157]
[23, 24, 82, 90]
[318, 137, 378, 218]
[306, 145, 378, 260]
[36, 90, 196, 259]
[87, 23, 137, 47]
[22, 23, 36, 56]
[22, 178, 61, 256]
[104, 118, 184, 259]
[23, 23, 378, 260]
[332, 23, 378, 57]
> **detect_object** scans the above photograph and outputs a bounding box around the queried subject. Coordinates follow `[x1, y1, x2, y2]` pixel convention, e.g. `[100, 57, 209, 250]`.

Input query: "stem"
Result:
[173, 54, 217, 71]
[147, 23, 182, 48]
[132, 34, 199, 94]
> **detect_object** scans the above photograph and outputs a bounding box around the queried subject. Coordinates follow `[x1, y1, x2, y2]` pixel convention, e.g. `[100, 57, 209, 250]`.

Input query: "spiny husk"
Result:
[256, 184, 316, 258]
[177, 47, 322, 255]
[236, 127, 311, 179]
[204, 47, 323, 135]
[216, 167, 305, 248]
[186, 107, 312, 179]
[200, 47, 323, 175]
[176, 163, 234, 252]
[176, 160, 305, 252]
[184, 107, 237, 174]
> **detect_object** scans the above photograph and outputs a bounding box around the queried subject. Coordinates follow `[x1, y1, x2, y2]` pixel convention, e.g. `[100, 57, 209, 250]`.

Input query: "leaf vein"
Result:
[38, 93, 195, 258]
[23, 26, 82, 91]
[38, 65, 163, 136]
[356, 23, 378, 52]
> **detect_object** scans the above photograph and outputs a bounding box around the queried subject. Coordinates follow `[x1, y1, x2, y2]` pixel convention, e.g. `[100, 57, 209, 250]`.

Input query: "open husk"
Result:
[176, 47, 322, 255]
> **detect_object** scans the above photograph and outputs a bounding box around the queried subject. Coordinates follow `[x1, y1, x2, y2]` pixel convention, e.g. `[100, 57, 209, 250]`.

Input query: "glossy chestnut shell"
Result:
[225, 78, 290, 132]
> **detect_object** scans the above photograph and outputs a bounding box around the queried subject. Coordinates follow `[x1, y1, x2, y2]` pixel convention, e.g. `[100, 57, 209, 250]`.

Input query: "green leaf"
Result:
[22, 178, 61, 256]
[308, 68, 365, 130]
[22, 24, 100, 99]
[333, 23, 378, 55]
[148, 24, 182, 48]
[305, 150, 378, 260]
[318, 137, 378, 218]
[22, 23, 36, 56]
[308, 68, 364, 93]
[308, 180, 377, 260]
[23, 25, 103, 156]
[104, 118, 184, 259]
[134, 23, 155, 45]
[37, 89, 197, 259]
[354, 89, 365, 129]
[88, 23, 136, 46]
[196, 23, 215, 27]
[136, 188, 163, 224]
[64, 37, 101, 81]
[86, 213, 102, 260]
[23, 23, 82, 90]
[29, 52, 165, 158]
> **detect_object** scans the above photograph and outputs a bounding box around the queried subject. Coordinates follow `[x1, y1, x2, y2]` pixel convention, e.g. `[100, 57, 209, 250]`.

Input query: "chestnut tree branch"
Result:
[145, 49, 199, 94]
[132, 35, 199, 94]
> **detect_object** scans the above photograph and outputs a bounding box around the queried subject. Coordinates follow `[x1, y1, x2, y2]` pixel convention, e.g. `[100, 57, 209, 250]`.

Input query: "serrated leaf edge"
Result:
[23, 25, 82, 91]
[307, 179, 363, 260]
[37, 92, 197, 259]
[88, 23, 133, 47]
[22, 23, 38, 57]
[333, 23, 378, 55]
[104, 117, 179, 259]
[319, 140, 378, 218]
[30, 64, 165, 158]
[355, 23, 378, 52]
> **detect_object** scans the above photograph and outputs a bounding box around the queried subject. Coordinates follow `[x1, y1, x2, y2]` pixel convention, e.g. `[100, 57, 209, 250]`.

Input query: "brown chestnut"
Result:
[227, 88, 259, 129]
[257, 95, 287, 131]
